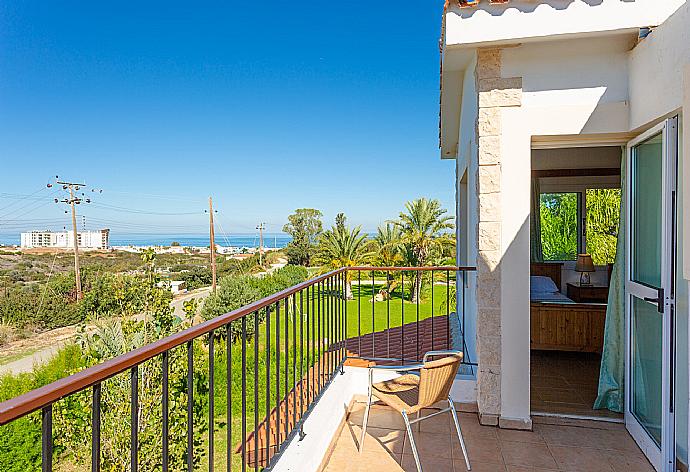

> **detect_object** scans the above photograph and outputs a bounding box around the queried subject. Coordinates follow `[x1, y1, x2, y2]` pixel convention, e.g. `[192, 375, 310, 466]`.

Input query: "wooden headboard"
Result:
[531, 262, 563, 291]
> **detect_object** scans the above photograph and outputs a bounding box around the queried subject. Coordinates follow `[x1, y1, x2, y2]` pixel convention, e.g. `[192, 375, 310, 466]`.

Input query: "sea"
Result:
[0, 233, 292, 249]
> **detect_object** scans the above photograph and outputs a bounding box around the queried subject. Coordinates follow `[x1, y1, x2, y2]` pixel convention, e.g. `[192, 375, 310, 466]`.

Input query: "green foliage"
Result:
[391, 198, 454, 301]
[540, 193, 578, 261]
[56, 319, 207, 471]
[202, 275, 263, 340]
[586, 188, 621, 265]
[539, 190, 621, 264]
[315, 214, 373, 298]
[201, 266, 308, 340]
[177, 266, 213, 290]
[0, 345, 85, 471]
[283, 208, 323, 266]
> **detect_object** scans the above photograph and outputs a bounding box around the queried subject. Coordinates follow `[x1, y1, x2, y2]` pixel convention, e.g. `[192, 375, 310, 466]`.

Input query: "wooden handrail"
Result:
[0, 266, 475, 425]
[348, 266, 476, 271]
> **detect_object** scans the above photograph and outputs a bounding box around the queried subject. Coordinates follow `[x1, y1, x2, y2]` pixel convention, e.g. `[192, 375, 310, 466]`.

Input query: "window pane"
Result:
[631, 133, 663, 287]
[540, 192, 579, 261]
[586, 188, 621, 265]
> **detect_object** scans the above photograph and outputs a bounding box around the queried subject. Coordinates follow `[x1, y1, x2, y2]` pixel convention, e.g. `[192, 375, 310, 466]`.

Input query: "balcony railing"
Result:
[0, 266, 474, 472]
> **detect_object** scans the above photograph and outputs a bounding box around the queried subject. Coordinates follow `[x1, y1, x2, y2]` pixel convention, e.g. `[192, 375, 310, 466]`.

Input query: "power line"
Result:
[89, 202, 202, 216]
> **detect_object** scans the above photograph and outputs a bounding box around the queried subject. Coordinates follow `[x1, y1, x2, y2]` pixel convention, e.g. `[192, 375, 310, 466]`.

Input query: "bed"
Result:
[530, 263, 607, 353]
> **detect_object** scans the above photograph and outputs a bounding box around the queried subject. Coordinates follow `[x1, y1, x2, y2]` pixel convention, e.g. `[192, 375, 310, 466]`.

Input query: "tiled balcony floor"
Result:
[321, 401, 654, 472]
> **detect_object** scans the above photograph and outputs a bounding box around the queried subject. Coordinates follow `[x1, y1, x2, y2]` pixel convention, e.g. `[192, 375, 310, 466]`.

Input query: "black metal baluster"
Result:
[265, 306, 271, 466]
[42, 405, 52, 472]
[292, 293, 297, 431]
[299, 289, 304, 418]
[447, 270, 451, 350]
[331, 276, 336, 372]
[307, 285, 312, 405]
[131, 366, 138, 472]
[283, 297, 289, 445]
[317, 281, 322, 392]
[253, 313, 259, 472]
[92, 383, 101, 472]
[416, 270, 420, 362]
[386, 270, 390, 359]
[371, 270, 375, 358]
[431, 270, 435, 351]
[336, 275, 341, 367]
[401, 271, 405, 364]
[241, 318, 247, 472]
[327, 277, 332, 376]
[227, 323, 233, 472]
[187, 341, 194, 472]
[343, 271, 347, 364]
[162, 352, 168, 472]
[357, 270, 361, 357]
[276, 301, 281, 447]
[209, 332, 215, 472]
[462, 270, 466, 357]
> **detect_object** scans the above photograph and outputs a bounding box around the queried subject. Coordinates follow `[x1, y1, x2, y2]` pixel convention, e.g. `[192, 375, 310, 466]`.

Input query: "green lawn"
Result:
[346, 282, 453, 339]
[197, 279, 455, 471]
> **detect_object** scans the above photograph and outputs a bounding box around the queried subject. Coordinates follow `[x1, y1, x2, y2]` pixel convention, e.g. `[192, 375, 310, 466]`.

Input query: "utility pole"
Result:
[54, 179, 91, 300]
[208, 197, 217, 292]
[256, 222, 266, 266]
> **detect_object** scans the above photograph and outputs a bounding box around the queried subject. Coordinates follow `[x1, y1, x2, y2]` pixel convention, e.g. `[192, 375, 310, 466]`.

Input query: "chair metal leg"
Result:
[402, 411, 422, 472]
[448, 398, 470, 470]
[359, 391, 372, 453]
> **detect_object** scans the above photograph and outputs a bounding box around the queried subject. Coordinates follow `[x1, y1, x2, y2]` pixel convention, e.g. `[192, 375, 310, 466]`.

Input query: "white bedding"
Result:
[530, 291, 574, 303]
[530, 275, 574, 303]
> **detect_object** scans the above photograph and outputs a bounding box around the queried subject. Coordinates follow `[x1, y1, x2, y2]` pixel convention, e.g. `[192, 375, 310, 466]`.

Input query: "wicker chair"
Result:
[359, 350, 471, 471]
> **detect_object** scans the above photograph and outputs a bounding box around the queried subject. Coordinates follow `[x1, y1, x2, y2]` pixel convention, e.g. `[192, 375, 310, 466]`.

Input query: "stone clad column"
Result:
[474, 48, 522, 425]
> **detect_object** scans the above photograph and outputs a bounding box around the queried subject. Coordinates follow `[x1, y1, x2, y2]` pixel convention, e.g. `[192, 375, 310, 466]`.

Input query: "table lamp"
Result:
[575, 254, 594, 286]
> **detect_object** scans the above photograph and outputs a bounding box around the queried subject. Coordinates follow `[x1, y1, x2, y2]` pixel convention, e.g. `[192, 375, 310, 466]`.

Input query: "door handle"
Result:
[643, 287, 664, 313]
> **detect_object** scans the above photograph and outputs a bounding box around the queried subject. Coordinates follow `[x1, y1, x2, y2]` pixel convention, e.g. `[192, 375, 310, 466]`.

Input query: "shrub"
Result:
[178, 266, 212, 291]
[201, 275, 262, 340]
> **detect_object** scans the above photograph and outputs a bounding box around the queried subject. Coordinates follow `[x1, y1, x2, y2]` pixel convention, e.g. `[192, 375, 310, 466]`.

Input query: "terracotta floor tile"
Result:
[534, 424, 600, 448]
[500, 441, 558, 469]
[454, 459, 506, 471]
[323, 403, 645, 472]
[404, 430, 452, 459]
[497, 428, 545, 445]
[351, 425, 406, 454]
[399, 453, 454, 472]
[589, 428, 644, 452]
[416, 408, 452, 433]
[548, 445, 614, 471]
[459, 435, 503, 464]
[505, 466, 560, 472]
[607, 453, 655, 472]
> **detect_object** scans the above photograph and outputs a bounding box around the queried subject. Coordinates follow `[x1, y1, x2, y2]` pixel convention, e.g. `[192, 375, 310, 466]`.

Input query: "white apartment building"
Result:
[20, 229, 110, 249]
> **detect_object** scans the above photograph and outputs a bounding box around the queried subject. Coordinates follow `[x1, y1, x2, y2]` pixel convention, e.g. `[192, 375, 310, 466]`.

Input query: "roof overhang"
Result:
[438, 0, 686, 159]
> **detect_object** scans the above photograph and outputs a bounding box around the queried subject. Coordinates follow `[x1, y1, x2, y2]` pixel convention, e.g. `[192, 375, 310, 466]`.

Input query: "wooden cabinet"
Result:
[566, 283, 609, 304]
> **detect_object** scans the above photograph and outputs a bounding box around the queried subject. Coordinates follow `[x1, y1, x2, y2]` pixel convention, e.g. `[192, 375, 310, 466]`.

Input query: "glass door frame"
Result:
[625, 117, 678, 472]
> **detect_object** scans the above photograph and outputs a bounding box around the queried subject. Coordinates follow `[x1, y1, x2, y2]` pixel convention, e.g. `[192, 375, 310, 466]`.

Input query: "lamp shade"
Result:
[575, 254, 595, 273]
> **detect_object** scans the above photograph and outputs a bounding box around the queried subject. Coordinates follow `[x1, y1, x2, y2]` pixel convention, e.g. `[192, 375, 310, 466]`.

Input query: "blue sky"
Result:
[0, 1, 453, 238]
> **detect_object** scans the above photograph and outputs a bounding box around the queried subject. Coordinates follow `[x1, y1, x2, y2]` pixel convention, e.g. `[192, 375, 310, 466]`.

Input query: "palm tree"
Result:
[392, 198, 454, 302]
[315, 219, 373, 299]
[370, 224, 403, 299]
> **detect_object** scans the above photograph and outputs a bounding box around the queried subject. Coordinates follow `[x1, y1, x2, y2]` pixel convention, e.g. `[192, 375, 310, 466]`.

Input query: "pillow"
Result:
[530, 276, 559, 294]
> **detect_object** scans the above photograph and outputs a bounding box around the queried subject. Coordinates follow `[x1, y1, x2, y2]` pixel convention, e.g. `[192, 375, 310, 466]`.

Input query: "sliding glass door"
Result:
[626, 117, 678, 471]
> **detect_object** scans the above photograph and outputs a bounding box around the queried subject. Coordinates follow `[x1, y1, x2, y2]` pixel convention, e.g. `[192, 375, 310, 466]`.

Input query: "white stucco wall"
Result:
[502, 35, 632, 136]
[628, 1, 690, 131]
[445, 0, 684, 48]
[499, 107, 532, 422]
